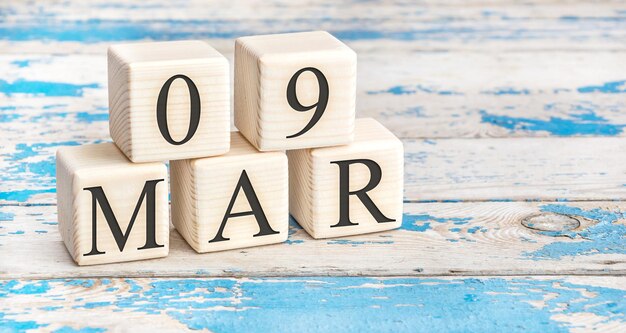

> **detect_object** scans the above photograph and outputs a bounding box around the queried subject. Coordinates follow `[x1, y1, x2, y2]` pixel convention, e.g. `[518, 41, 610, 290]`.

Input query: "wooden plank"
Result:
[2, 50, 626, 143]
[1, 201, 624, 279]
[1, 276, 624, 332]
[404, 137, 626, 201]
[4, 136, 626, 204]
[1, 0, 625, 53]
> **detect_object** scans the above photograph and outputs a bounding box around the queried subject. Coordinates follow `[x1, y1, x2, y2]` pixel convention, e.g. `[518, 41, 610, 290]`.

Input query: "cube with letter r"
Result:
[288, 118, 404, 238]
[56, 143, 169, 265]
[234, 31, 356, 151]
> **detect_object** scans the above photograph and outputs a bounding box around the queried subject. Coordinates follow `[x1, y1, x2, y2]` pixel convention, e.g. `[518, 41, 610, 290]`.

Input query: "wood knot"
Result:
[521, 213, 580, 232]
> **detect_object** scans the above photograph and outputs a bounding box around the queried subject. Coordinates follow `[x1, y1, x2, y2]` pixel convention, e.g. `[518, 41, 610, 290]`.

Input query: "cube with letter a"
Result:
[108, 40, 230, 162]
[170, 132, 288, 252]
[288, 118, 403, 238]
[234, 31, 356, 151]
[56, 143, 169, 265]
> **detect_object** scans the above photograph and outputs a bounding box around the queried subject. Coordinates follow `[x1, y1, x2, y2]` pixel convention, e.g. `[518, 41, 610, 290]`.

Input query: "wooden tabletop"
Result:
[1, 0, 625, 331]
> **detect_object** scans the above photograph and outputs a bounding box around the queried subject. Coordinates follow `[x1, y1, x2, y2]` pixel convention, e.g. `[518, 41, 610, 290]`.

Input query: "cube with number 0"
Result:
[234, 31, 356, 151]
[108, 40, 230, 163]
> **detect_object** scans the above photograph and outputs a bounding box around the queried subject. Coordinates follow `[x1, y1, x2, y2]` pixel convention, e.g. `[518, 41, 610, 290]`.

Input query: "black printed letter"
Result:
[83, 179, 165, 256]
[209, 170, 279, 243]
[330, 159, 395, 227]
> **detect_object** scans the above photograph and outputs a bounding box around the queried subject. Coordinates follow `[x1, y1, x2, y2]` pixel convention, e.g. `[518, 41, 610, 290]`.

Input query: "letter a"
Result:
[209, 170, 279, 243]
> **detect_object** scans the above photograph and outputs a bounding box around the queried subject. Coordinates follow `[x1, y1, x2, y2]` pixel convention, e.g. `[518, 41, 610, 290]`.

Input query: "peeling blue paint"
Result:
[467, 226, 487, 234]
[1, 141, 82, 202]
[0, 312, 47, 332]
[402, 213, 472, 232]
[75, 112, 108, 123]
[286, 216, 305, 245]
[0, 211, 14, 222]
[524, 205, 626, 260]
[0, 188, 56, 202]
[3, 277, 623, 332]
[10, 59, 30, 68]
[0, 107, 20, 122]
[76, 301, 112, 309]
[367, 85, 461, 96]
[326, 239, 394, 246]
[0, 280, 51, 295]
[481, 87, 530, 95]
[480, 110, 626, 136]
[0, 79, 99, 97]
[53, 326, 107, 333]
[578, 80, 626, 94]
[65, 280, 96, 288]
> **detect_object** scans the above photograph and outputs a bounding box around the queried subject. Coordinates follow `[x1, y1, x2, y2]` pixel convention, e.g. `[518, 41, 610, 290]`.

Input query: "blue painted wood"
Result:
[1, 1, 626, 331]
[1, 277, 625, 332]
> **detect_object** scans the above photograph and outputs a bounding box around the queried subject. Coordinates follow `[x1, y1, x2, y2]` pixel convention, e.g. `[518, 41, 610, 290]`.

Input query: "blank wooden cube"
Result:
[234, 31, 356, 151]
[56, 143, 169, 265]
[288, 118, 403, 239]
[108, 40, 230, 163]
[170, 132, 288, 252]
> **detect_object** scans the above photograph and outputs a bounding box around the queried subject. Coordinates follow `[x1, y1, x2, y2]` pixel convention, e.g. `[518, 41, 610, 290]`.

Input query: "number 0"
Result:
[285, 67, 329, 139]
[156, 74, 201, 145]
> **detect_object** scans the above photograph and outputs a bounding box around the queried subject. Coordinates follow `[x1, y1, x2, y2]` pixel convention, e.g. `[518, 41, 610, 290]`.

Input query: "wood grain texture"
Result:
[403, 137, 626, 202]
[1, 0, 626, 53]
[1, 200, 624, 279]
[108, 40, 230, 162]
[170, 132, 288, 253]
[4, 137, 626, 205]
[3, 50, 626, 144]
[288, 118, 403, 238]
[55, 143, 169, 265]
[1, 1, 626, 331]
[1, 276, 624, 332]
[234, 31, 356, 151]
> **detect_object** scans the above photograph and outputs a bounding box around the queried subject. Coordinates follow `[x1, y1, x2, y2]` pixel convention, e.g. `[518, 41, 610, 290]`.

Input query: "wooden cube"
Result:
[234, 31, 356, 151]
[170, 132, 288, 252]
[56, 143, 169, 265]
[108, 40, 230, 163]
[288, 118, 403, 239]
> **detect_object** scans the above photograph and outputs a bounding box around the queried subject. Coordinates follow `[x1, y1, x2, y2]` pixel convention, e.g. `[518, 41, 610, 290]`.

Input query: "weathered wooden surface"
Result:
[1, 276, 625, 332]
[5, 137, 626, 205]
[1, 0, 625, 331]
[2, 201, 624, 279]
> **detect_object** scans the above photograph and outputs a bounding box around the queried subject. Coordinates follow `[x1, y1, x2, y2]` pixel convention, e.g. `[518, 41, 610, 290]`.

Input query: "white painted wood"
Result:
[4, 198, 624, 278]
[3, 50, 626, 149]
[2, 1, 626, 54]
[288, 118, 403, 238]
[403, 137, 626, 201]
[2, 1, 625, 330]
[55, 143, 169, 265]
[170, 132, 288, 253]
[108, 40, 230, 162]
[234, 31, 356, 151]
[5, 137, 626, 205]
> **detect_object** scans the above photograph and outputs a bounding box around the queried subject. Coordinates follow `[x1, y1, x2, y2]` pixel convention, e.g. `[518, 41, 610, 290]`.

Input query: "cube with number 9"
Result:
[234, 31, 356, 151]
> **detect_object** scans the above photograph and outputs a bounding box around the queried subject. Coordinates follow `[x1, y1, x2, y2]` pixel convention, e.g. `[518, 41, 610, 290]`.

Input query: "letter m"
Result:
[82, 179, 164, 256]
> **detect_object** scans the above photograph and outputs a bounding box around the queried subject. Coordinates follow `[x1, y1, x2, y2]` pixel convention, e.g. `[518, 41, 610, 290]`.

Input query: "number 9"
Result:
[285, 67, 329, 139]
